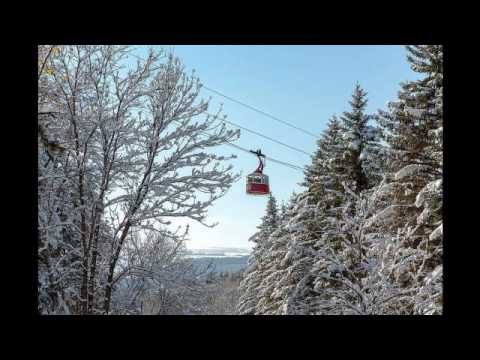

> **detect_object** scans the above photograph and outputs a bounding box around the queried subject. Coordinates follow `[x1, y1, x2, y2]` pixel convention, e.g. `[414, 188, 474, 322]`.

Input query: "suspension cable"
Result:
[207, 113, 311, 157]
[129, 50, 307, 172]
[202, 86, 319, 138]
[172, 119, 304, 172]
[129, 50, 319, 141]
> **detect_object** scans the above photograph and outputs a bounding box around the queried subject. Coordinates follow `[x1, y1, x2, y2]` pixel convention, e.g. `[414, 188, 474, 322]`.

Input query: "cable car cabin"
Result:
[246, 149, 270, 195]
[246, 172, 270, 195]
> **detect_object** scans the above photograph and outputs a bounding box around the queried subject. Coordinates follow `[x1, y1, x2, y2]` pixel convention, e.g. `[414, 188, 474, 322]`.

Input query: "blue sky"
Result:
[131, 45, 421, 250]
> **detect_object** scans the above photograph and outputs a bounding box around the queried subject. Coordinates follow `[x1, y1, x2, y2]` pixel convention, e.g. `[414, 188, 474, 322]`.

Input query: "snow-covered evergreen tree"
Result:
[301, 115, 359, 314]
[339, 83, 384, 193]
[271, 115, 349, 314]
[255, 194, 279, 241]
[377, 46, 442, 175]
[237, 194, 280, 314]
[365, 45, 443, 314]
[237, 46, 442, 316]
[279, 201, 288, 222]
[283, 86, 383, 315]
[303, 115, 345, 206]
[255, 198, 296, 314]
[309, 47, 442, 315]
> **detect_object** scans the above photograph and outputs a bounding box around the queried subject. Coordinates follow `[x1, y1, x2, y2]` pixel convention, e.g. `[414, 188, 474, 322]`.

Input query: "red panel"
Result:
[246, 183, 269, 195]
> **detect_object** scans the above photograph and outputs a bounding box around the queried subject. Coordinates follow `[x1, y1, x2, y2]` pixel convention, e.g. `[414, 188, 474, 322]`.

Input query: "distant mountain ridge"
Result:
[182, 247, 251, 274]
[190, 255, 249, 274]
[184, 246, 251, 258]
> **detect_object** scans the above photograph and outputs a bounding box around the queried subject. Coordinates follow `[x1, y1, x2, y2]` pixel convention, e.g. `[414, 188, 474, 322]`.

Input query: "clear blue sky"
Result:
[131, 45, 421, 250]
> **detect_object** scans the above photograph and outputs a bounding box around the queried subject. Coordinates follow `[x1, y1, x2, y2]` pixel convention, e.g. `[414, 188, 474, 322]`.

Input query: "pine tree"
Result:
[279, 201, 288, 222]
[311, 183, 405, 314]
[365, 45, 443, 314]
[272, 115, 350, 314]
[237, 47, 442, 315]
[339, 83, 383, 193]
[250, 193, 299, 314]
[303, 87, 383, 314]
[256, 194, 279, 240]
[309, 48, 443, 315]
[303, 115, 345, 206]
[255, 197, 296, 314]
[237, 194, 280, 314]
[377, 46, 442, 174]
[301, 116, 358, 314]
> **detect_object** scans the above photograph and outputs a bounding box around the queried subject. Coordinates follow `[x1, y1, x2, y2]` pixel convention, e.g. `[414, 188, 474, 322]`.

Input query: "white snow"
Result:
[404, 106, 425, 117]
[375, 182, 398, 197]
[365, 205, 404, 228]
[416, 207, 431, 225]
[429, 224, 442, 241]
[431, 126, 443, 138]
[348, 139, 361, 151]
[415, 179, 442, 208]
[425, 265, 442, 285]
[394, 164, 428, 181]
[38, 103, 58, 113]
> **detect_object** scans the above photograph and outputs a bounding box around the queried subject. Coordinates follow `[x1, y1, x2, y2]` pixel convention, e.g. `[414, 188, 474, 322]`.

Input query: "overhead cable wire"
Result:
[206, 113, 311, 157]
[129, 52, 314, 157]
[184, 121, 305, 172]
[224, 142, 305, 172]
[129, 51, 319, 140]
[128, 51, 306, 172]
[201, 86, 319, 139]
[172, 119, 304, 172]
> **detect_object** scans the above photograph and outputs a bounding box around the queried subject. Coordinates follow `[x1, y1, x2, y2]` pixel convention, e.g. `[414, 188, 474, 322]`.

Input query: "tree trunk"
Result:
[80, 212, 89, 314]
[103, 221, 131, 314]
[87, 216, 101, 314]
[80, 254, 89, 314]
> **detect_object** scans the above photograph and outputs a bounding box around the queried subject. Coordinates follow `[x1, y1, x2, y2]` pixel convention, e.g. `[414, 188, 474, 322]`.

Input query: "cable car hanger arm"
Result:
[249, 149, 265, 173]
[249, 149, 265, 157]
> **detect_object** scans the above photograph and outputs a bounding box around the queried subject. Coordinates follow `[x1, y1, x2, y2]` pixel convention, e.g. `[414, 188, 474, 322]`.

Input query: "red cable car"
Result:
[246, 149, 270, 195]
